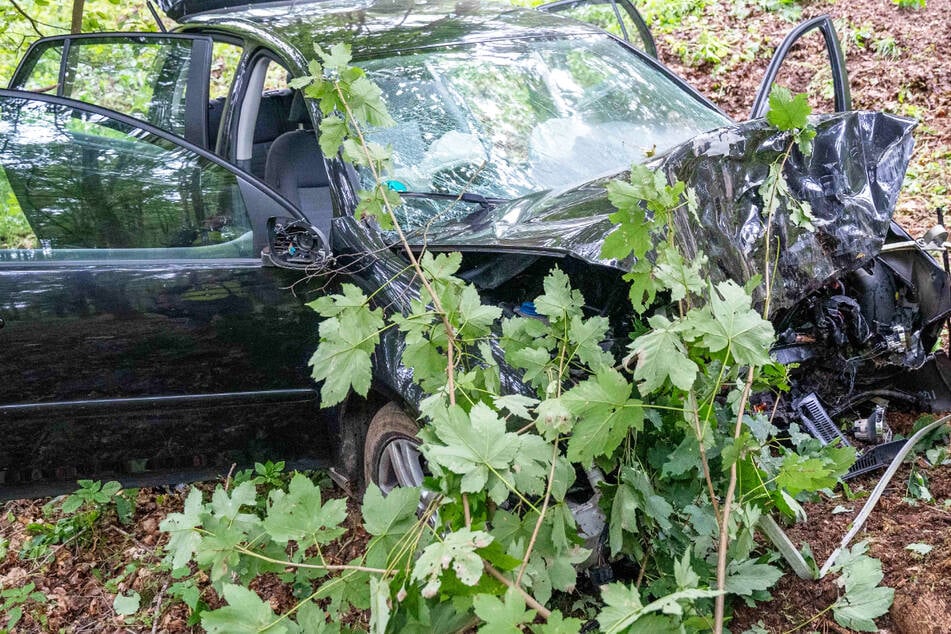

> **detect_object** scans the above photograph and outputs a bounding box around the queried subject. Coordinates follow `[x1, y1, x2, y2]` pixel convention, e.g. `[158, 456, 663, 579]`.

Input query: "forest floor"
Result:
[2, 0, 951, 632]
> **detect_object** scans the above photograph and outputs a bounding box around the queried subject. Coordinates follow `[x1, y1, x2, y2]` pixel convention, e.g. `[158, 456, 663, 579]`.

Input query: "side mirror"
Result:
[263, 217, 332, 271]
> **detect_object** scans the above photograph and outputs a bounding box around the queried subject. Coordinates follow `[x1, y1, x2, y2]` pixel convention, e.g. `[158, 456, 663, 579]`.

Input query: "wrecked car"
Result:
[0, 0, 948, 501]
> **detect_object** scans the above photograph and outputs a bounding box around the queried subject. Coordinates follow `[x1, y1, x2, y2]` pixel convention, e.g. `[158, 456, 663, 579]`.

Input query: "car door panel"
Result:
[0, 91, 330, 491]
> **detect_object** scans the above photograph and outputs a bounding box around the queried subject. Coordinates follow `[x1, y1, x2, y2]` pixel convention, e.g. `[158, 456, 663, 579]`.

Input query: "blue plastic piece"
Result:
[386, 180, 408, 192]
[519, 301, 538, 316]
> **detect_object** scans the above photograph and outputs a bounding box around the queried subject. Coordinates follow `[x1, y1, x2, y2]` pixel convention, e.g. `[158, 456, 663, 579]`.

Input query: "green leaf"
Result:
[263, 473, 347, 545]
[369, 576, 391, 634]
[599, 583, 722, 634]
[686, 281, 774, 367]
[627, 315, 698, 394]
[308, 285, 384, 404]
[362, 484, 422, 568]
[531, 610, 585, 633]
[654, 246, 706, 302]
[608, 466, 673, 555]
[534, 397, 573, 441]
[113, 591, 140, 617]
[422, 403, 520, 503]
[724, 560, 782, 596]
[159, 487, 205, 570]
[534, 267, 584, 320]
[766, 85, 811, 131]
[456, 284, 502, 340]
[318, 115, 348, 156]
[201, 584, 295, 634]
[493, 394, 539, 421]
[563, 369, 643, 465]
[411, 528, 492, 597]
[830, 542, 894, 632]
[905, 542, 933, 556]
[775, 453, 843, 496]
[568, 315, 614, 372]
[473, 587, 535, 633]
[315, 42, 352, 72]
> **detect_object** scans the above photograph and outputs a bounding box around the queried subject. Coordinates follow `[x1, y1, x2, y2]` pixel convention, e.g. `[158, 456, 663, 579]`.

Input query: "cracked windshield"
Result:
[362, 34, 728, 228]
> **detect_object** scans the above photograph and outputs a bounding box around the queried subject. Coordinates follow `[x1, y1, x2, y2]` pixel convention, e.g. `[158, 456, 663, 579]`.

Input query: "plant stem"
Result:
[688, 391, 721, 521]
[483, 563, 552, 619]
[515, 441, 560, 588]
[233, 543, 389, 575]
[333, 82, 459, 406]
[713, 364, 755, 633]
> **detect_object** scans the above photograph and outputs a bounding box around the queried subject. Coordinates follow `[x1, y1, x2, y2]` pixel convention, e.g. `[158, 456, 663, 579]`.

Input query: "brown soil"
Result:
[0, 480, 371, 632]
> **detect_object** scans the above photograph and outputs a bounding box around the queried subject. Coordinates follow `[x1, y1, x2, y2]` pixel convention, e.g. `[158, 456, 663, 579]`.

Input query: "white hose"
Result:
[817, 412, 951, 577]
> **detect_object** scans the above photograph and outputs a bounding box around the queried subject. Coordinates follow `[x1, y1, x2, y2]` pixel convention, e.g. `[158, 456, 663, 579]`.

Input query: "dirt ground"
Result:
[2, 0, 951, 632]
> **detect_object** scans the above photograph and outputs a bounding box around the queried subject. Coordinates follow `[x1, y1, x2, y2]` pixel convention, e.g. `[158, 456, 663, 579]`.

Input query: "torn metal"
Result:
[409, 110, 951, 471]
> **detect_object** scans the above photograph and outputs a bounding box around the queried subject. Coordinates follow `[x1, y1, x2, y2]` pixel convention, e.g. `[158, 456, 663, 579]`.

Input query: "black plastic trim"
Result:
[538, 0, 658, 59]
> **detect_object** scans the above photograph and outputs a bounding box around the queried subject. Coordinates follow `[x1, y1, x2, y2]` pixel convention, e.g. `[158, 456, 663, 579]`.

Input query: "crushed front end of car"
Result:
[412, 110, 951, 477]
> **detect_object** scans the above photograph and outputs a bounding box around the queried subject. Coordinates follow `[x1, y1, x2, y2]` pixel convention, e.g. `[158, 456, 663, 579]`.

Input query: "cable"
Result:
[817, 412, 951, 577]
[758, 412, 951, 579]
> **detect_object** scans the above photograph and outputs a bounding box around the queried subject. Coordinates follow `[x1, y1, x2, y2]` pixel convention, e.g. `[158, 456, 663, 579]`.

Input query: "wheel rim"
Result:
[377, 437, 425, 494]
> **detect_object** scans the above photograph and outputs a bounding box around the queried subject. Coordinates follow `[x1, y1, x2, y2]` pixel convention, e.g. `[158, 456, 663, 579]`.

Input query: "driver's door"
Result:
[538, 0, 658, 58]
[750, 15, 851, 119]
[9, 33, 213, 149]
[0, 91, 330, 495]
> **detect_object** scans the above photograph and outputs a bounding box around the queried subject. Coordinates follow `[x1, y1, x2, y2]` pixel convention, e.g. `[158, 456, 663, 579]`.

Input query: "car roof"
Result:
[181, 0, 600, 64]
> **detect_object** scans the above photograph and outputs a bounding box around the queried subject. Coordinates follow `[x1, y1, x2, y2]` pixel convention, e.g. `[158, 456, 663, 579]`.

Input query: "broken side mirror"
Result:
[750, 15, 851, 119]
[263, 217, 332, 271]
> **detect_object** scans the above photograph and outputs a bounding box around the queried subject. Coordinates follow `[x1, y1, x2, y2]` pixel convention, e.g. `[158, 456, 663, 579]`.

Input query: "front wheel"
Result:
[363, 403, 425, 494]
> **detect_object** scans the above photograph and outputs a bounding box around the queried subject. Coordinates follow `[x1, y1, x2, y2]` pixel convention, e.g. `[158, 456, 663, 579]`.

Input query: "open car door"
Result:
[9, 33, 213, 149]
[538, 0, 658, 59]
[0, 90, 332, 496]
[750, 15, 851, 119]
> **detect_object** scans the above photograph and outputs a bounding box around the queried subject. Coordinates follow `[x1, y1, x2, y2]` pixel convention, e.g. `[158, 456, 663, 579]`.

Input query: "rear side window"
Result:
[0, 94, 254, 258]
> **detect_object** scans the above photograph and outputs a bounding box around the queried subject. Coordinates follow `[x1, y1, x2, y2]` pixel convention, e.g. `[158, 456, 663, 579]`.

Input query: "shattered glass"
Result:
[361, 34, 728, 228]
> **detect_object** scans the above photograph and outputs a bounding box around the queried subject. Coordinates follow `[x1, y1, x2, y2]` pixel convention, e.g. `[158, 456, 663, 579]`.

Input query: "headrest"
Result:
[253, 89, 294, 143]
[288, 90, 313, 128]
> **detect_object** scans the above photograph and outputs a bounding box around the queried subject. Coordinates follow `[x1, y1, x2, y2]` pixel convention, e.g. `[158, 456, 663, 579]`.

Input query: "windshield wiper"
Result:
[397, 190, 508, 209]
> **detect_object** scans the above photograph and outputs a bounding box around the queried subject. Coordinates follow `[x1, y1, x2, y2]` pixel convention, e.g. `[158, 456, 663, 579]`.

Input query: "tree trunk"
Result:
[70, 0, 85, 34]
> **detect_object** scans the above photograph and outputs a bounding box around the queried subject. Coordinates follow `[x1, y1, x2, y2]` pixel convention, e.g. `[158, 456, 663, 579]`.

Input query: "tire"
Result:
[363, 402, 425, 494]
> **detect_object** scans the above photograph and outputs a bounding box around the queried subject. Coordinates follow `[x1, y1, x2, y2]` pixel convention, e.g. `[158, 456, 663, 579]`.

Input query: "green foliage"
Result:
[0, 582, 48, 633]
[892, 0, 925, 9]
[19, 480, 137, 564]
[828, 542, 895, 631]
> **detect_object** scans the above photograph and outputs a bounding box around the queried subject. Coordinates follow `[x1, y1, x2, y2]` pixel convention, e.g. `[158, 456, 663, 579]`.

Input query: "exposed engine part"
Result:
[852, 405, 892, 443]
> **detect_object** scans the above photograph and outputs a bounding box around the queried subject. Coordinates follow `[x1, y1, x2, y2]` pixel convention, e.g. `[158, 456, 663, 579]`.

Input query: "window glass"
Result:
[362, 35, 728, 228]
[262, 60, 289, 92]
[210, 41, 243, 100]
[0, 95, 253, 259]
[64, 37, 195, 137]
[12, 36, 205, 140]
[546, 1, 651, 52]
[17, 43, 63, 94]
[0, 167, 35, 249]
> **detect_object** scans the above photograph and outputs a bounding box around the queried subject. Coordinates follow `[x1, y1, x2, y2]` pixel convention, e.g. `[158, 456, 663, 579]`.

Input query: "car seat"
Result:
[264, 93, 333, 238]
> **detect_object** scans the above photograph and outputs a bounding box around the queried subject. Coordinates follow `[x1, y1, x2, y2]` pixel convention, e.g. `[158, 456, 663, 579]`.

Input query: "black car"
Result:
[0, 0, 948, 499]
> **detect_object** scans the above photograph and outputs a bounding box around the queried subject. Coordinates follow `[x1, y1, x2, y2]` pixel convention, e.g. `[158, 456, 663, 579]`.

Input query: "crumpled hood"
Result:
[410, 111, 916, 312]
